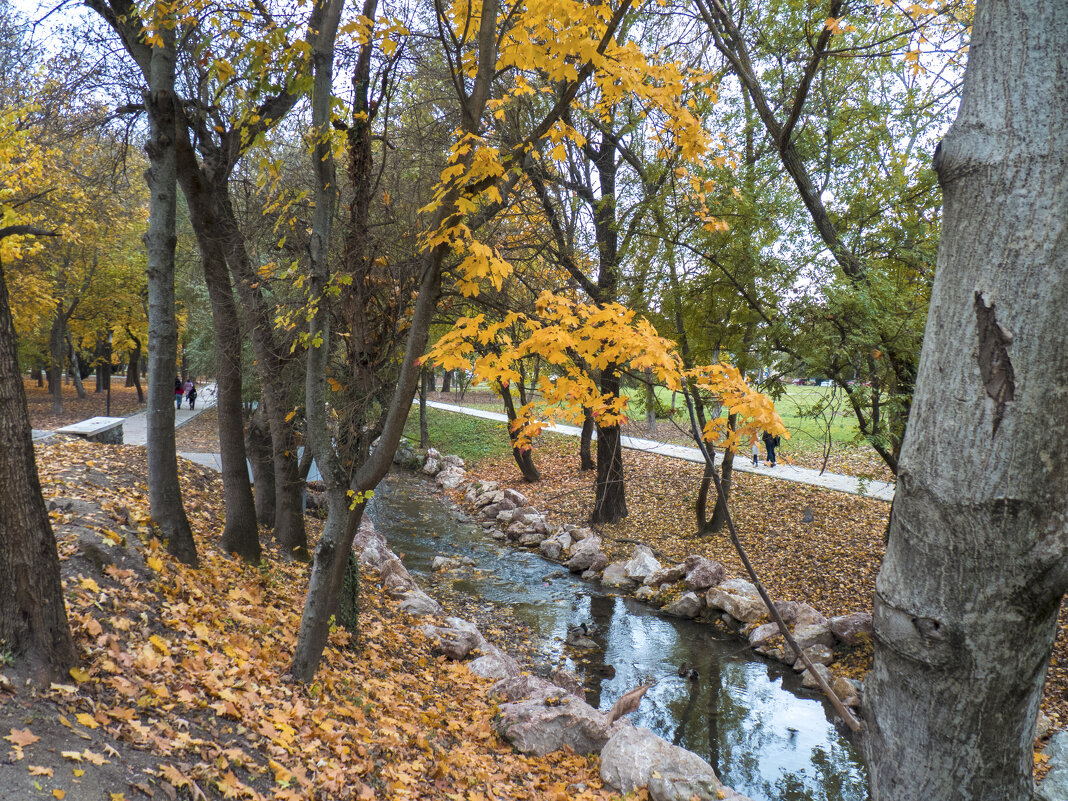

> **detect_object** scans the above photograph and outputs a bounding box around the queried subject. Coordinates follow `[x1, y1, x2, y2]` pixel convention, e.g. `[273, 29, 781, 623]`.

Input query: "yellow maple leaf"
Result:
[28, 766, 53, 777]
[52, 790, 65, 800]
[145, 556, 163, 572]
[148, 635, 170, 656]
[75, 713, 98, 730]
[78, 577, 100, 592]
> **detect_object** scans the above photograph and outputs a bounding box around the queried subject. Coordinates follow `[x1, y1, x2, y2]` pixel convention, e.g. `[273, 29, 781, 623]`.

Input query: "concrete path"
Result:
[423, 399, 895, 502]
[119, 383, 219, 446]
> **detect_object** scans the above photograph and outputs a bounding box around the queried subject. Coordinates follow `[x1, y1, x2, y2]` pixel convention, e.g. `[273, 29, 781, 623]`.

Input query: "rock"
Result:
[582, 567, 603, 580]
[831, 676, 860, 706]
[549, 668, 585, 698]
[518, 529, 545, 547]
[705, 586, 767, 623]
[488, 528, 508, 541]
[683, 557, 728, 591]
[491, 675, 564, 702]
[602, 562, 637, 589]
[502, 488, 528, 506]
[468, 647, 521, 680]
[426, 447, 441, 460]
[569, 526, 595, 541]
[772, 600, 801, 625]
[748, 622, 783, 648]
[565, 536, 603, 572]
[398, 589, 442, 616]
[422, 456, 441, 475]
[436, 464, 466, 489]
[420, 618, 487, 660]
[718, 578, 759, 597]
[589, 552, 609, 572]
[496, 509, 516, 525]
[645, 563, 687, 587]
[829, 612, 873, 646]
[634, 586, 659, 603]
[1038, 711, 1054, 740]
[624, 546, 661, 583]
[794, 603, 828, 627]
[431, 556, 458, 571]
[497, 694, 615, 756]
[662, 592, 703, 619]
[795, 644, 834, 668]
[480, 503, 502, 520]
[600, 725, 728, 798]
[1037, 731, 1068, 801]
[539, 537, 564, 560]
[443, 454, 464, 468]
[800, 663, 833, 689]
[793, 622, 835, 651]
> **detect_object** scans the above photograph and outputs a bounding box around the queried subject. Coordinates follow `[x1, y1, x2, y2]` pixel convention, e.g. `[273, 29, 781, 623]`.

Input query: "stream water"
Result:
[368, 470, 869, 801]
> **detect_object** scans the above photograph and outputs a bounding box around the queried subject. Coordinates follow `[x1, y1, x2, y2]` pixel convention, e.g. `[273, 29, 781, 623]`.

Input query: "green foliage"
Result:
[402, 406, 512, 465]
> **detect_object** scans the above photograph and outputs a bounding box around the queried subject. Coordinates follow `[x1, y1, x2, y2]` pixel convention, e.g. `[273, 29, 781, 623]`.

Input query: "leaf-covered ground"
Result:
[2, 439, 629, 801]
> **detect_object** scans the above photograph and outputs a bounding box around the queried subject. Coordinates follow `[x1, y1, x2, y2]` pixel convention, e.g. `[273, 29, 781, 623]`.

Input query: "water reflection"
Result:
[369, 471, 869, 801]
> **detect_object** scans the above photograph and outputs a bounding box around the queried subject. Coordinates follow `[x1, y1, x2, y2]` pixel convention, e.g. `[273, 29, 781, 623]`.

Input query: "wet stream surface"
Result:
[368, 470, 869, 801]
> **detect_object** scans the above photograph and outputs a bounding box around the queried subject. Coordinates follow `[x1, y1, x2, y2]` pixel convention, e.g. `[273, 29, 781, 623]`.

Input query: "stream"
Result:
[368, 470, 869, 801]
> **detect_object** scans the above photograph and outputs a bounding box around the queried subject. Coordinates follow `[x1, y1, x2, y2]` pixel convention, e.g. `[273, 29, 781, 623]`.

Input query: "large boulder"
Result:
[624, 546, 661, 583]
[436, 464, 466, 489]
[565, 535, 603, 573]
[644, 563, 687, 587]
[706, 581, 767, 623]
[467, 646, 521, 680]
[443, 454, 465, 469]
[540, 531, 572, 561]
[600, 725, 738, 801]
[398, 589, 442, 616]
[683, 557, 728, 591]
[800, 663, 833, 690]
[829, 612, 873, 646]
[496, 694, 615, 756]
[518, 529, 545, 547]
[748, 621, 784, 649]
[502, 488, 528, 507]
[602, 562, 637, 590]
[422, 448, 442, 475]
[662, 592, 703, 619]
[420, 617, 487, 660]
[491, 675, 564, 703]
[794, 603, 828, 627]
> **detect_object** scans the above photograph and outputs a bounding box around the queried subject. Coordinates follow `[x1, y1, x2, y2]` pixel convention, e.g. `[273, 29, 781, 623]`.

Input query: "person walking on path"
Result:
[186, 381, 197, 410]
[762, 431, 779, 467]
[174, 377, 184, 409]
[751, 435, 760, 467]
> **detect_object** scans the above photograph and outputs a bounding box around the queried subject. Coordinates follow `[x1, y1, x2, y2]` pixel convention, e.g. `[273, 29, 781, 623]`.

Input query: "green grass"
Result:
[403, 405, 513, 465]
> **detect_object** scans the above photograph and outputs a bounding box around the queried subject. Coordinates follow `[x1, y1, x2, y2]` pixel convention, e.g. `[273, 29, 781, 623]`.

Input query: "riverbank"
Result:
[2, 438, 625, 800]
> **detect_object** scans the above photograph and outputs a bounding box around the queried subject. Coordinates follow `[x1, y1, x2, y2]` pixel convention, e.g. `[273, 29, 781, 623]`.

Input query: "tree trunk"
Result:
[125, 332, 144, 403]
[0, 251, 77, 685]
[245, 404, 276, 527]
[142, 32, 197, 566]
[175, 138, 260, 563]
[644, 367, 656, 432]
[94, 335, 106, 392]
[579, 406, 595, 470]
[441, 369, 452, 392]
[499, 381, 539, 482]
[32, 360, 43, 387]
[865, 3, 1068, 798]
[419, 366, 429, 449]
[48, 311, 64, 414]
[67, 333, 87, 399]
[427, 370, 436, 392]
[591, 370, 627, 525]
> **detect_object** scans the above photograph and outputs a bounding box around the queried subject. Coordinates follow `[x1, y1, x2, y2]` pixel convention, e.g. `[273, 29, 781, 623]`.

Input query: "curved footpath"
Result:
[422, 399, 896, 501]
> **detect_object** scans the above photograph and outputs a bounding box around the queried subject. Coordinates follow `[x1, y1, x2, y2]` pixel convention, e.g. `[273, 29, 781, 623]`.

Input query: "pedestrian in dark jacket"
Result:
[762, 431, 780, 467]
[187, 382, 197, 410]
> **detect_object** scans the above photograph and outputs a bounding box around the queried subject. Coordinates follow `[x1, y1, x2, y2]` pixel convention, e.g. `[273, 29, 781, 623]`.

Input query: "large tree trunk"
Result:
[142, 32, 197, 566]
[0, 251, 77, 685]
[441, 369, 452, 393]
[214, 182, 306, 559]
[176, 138, 260, 564]
[94, 334, 106, 392]
[864, 4, 1068, 798]
[418, 366, 429, 449]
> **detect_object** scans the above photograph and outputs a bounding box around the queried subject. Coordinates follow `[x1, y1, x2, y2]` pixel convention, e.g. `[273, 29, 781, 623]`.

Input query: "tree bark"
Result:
[0, 251, 77, 685]
[48, 310, 64, 414]
[579, 407, 595, 470]
[419, 366, 429, 449]
[441, 369, 452, 392]
[591, 370, 627, 525]
[67, 333, 87, 399]
[245, 404, 276, 527]
[175, 137, 260, 563]
[142, 30, 197, 566]
[499, 380, 539, 482]
[865, 3, 1068, 798]
[125, 330, 144, 403]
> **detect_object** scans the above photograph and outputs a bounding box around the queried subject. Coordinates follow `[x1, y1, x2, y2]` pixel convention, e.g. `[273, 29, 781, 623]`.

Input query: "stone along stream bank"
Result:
[362, 449, 869, 801]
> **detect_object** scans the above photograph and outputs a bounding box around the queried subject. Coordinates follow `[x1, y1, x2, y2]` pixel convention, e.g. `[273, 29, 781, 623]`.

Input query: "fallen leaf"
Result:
[53, 790, 66, 800]
[69, 667, 91, 683]
[29, 765, 54, 777]
[75, 713, 99, 730]
[6, 728, 40, 748]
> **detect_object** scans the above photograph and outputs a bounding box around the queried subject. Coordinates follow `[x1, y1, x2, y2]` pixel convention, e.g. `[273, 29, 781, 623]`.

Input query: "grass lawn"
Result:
[404, 404, 514, 464]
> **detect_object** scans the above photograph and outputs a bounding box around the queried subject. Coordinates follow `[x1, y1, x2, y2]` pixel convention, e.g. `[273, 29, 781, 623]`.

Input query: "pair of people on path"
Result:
[751, 431, 780, 467]
[175, 377, 197, 410]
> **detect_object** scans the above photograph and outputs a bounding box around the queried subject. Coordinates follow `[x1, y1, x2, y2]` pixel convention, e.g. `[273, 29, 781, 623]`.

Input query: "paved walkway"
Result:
[423, 400, 895, 501]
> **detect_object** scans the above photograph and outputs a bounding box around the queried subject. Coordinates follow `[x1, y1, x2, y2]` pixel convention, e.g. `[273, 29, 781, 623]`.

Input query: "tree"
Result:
[0, 88, 76, 681]
[864, 1, 1068, 797]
